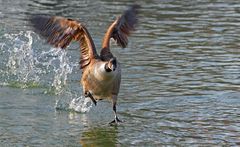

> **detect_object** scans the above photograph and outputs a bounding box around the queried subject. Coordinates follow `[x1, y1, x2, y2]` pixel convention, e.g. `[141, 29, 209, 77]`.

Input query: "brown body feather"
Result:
[30, 5, 139, 124]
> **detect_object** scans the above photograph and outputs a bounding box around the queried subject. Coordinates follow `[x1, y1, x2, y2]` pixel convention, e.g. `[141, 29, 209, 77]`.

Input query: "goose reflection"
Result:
[80, 126, 119, 147]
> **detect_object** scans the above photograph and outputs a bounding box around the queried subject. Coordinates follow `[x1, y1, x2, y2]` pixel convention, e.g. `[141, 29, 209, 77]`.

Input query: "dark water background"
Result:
[0, 0, 240, 146]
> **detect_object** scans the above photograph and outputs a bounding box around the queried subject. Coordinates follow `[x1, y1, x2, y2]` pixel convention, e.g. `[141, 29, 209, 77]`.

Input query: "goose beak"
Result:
[105, 62, 115, 72]
[110, 58, 117, 71]
[111, 64, 116, 71]
[106, 58, 117, 72]
[107, 62, 116, 71]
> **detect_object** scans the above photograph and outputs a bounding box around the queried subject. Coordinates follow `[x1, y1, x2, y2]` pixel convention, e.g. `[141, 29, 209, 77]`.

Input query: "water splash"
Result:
[0, 31, 91, 113]
[39, 48, 74, 94]
[0, 31, 44, 88]
[55, 90, 93, 113]
[69, 97, 92, 113]
[0, 31, 73, 91]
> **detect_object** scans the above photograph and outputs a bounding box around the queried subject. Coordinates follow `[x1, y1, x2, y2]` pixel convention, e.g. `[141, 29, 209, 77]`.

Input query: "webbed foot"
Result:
[109, 117, 122, 125]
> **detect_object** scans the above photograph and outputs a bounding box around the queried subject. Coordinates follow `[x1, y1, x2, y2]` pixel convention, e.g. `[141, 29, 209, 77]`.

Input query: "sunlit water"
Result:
[0, 0, 240, 146]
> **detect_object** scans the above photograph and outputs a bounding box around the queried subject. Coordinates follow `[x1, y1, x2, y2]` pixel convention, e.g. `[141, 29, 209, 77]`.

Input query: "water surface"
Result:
[0, 0, 240, 146]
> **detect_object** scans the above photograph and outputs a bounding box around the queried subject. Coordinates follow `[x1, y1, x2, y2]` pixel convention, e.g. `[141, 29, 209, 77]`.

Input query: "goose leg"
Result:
[85, 91, 97, 106]
[109, 95, 122, 125]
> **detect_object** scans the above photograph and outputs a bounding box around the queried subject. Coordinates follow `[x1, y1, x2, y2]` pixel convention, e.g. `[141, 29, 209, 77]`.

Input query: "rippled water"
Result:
[1, 0, 240, 146]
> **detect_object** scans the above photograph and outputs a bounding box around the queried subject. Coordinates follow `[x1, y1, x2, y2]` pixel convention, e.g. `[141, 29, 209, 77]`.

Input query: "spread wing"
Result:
[30, 15, 99, 70]
[100, 5, 140, 59]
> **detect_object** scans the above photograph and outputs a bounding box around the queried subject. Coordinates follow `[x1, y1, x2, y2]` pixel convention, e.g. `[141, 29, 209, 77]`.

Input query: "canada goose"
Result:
[30, 5, 139, 124]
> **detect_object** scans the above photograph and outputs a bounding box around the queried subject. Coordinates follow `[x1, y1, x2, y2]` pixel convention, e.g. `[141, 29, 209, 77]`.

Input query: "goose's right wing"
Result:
[101, 5, 140, 59]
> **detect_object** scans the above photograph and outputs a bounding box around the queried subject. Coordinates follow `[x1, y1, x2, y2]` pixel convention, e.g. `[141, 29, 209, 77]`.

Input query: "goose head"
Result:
[105, 57, 117, 72]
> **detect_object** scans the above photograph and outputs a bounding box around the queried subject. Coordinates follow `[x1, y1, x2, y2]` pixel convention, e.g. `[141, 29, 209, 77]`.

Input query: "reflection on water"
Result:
[80, 126, 118, 147]
[0, 0, 240, 146]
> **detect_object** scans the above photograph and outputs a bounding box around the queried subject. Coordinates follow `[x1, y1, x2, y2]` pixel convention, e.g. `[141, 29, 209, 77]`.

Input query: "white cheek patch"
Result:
[94, 63, 117, 80]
